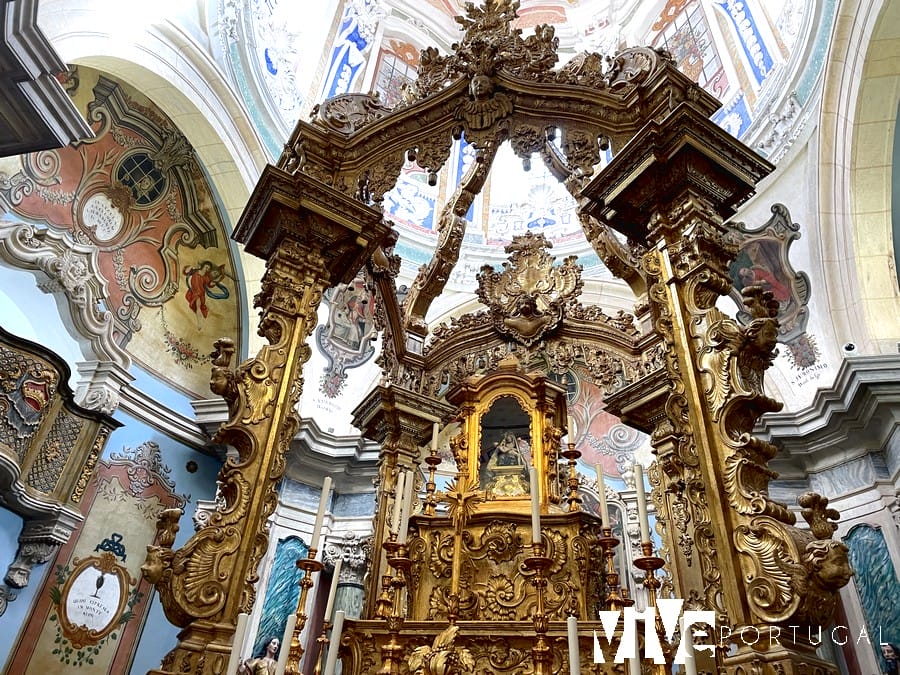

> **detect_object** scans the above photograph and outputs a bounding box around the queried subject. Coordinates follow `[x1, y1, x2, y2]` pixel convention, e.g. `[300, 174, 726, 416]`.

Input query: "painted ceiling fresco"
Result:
[0, 67, 241, 397]
[223, 0, 810, 250]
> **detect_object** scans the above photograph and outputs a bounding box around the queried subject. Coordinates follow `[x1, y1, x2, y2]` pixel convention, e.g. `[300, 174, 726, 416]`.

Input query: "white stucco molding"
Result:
[0, 219, 131, 367]
[757, 353, 900, 475]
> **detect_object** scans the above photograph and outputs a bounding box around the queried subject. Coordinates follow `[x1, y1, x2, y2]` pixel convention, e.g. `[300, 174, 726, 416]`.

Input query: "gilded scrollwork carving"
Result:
[311, 93, 394, 134]
[476, 232, 582, 347]
[733, 510, 851, 627]
[409, 624, 475, 675]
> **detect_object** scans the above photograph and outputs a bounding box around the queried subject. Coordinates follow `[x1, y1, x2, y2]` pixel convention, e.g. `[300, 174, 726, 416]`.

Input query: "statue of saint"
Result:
[238, 637, 280, 675]
[481, 431, 530, 496]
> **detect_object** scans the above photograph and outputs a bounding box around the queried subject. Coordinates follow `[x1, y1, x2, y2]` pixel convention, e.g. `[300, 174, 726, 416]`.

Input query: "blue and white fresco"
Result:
[321, 0, 386, 100]
[382, 168, 436, 232]
[713, 93, 751, 139]
[714, 0, 774, 86]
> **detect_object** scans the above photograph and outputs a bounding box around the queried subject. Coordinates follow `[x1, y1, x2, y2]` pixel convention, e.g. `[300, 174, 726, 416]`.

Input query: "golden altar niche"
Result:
[344, 357, 612, 675]
[141, 1, 853, 674]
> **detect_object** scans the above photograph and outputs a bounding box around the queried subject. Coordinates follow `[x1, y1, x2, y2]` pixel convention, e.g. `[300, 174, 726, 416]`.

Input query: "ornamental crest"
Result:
[476, 231, 582, 346]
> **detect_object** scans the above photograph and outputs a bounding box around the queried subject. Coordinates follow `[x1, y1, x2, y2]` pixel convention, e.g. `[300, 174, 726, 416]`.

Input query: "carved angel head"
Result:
[803, 539, 852, 590]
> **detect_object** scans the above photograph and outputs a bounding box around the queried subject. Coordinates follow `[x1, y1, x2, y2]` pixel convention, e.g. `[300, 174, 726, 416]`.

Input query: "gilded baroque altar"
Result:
[141, 2, 852, 674]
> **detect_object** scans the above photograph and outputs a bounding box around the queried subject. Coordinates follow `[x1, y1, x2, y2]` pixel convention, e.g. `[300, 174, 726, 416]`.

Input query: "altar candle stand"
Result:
[423, 422, 441, 517]
[379, 529, 412, 674]
[562, 426, 582, 512]
[285, 477, 331, 675]
[313, 558, 343, 675]
[595, 464, 629, 610]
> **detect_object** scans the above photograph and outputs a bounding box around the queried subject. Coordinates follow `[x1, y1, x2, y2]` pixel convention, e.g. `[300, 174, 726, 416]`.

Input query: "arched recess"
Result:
[817, 0, 899, 353]
[850, 0, 900, 350]
[35, 2, 271, 357]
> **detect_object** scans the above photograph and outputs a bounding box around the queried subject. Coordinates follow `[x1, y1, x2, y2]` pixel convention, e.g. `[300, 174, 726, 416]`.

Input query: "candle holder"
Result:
[562, 441, 582, 512]
[598, 527, 633, 611]
[284, 550, 325, 675]
[633, 541, 672, 675]
[524, 541, 554, 675]
[423, 445, 441, 517]
[377, 540, 412, 675]
[312, 619, 332, 675]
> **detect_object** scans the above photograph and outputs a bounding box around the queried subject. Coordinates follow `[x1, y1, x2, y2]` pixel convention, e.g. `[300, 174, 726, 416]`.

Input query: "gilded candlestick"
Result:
[562, 441, 582, 512]
[524, 541, 554, 675]
[284, 550, 325, 675]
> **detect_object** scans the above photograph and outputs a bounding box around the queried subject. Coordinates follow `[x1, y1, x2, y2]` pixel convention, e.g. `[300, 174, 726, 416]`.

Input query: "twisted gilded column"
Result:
[582, 104, 852, 675]
[141, 166, 391, 675]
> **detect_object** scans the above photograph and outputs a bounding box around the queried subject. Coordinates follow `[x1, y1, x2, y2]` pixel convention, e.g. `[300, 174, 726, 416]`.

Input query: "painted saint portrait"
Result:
[183, 260, 230, 329]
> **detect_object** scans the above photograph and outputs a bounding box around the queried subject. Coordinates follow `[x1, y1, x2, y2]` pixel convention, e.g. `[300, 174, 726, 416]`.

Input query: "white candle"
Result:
[390, 471, 406, 534]
[634, 463, 651, 543]
[682, 619, 698, 675]
[431, 422, 439, 453]
[595, 464, 610, 526]
[310, 476, 332, 553]
[274, 613, 296, 675]
[397, 474, 414, 544]
[226, 612, 248, 675]
[567, 615, 580, 675]
[529, 466, 541, 545]
[324, 558, 343, 622]
[323, 610, 345, 675]
[628, 656, 642, 675]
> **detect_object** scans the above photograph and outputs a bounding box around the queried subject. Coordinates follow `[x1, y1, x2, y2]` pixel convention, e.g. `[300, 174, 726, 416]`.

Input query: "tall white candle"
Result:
[274, 613, 296, 675]
[397, 474, 414, 544]
[390, 471, 406, 535]
[529, 466, 541, 545]
[431, 422, 439, 453]
[634, 463, 651, 543]
[226, 612, 248, 675]
[567, 615, 580, 675]
[323, 558, 343, 622]
[323, 610, 345, 675]
[595, 464, 610, 526]
[310, 476, 332, 553]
